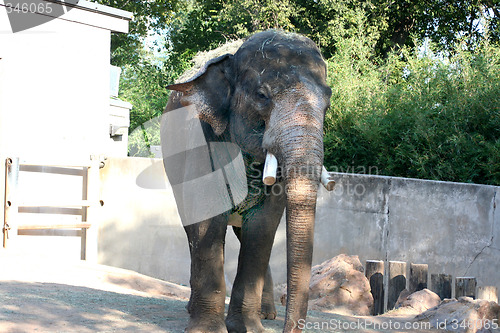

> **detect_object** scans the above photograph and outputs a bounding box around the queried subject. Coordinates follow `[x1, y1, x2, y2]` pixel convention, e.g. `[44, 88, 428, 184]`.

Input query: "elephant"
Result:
[161, 30, 332, 333]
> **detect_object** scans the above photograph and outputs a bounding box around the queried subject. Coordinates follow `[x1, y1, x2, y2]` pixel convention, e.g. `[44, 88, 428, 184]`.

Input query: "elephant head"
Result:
[165, 30, 331, 332]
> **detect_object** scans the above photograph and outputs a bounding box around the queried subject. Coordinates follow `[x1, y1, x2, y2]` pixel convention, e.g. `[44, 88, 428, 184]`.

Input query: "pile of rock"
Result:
[414, 297, 500, 333]
[391, 284, 500, 332]
[276, 253, 500, 333]
[278, 254, 374, 316]
[307, 254, 374, 315]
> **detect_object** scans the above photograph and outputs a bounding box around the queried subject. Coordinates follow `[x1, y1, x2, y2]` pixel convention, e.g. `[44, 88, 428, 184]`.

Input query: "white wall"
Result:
[0, 1, 130, 258]
[0, 11, 111, 160]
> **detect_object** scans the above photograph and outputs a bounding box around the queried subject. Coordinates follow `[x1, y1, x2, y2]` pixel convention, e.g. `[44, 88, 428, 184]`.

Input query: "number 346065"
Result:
[5, 2, 53, 14]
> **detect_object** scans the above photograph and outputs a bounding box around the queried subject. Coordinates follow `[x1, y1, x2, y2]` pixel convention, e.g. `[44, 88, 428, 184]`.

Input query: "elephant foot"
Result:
[226, 315, 266, 333]
[186, 316, 228, 333]
[260, 302, 277, 320]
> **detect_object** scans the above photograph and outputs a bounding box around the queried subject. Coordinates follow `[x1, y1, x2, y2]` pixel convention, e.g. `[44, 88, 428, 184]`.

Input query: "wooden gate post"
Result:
[81, 155, 101, 262]
[431, 274, 452, 299]
[388, 261, 407, 310]
[409, 263, 428, 293]
[477, 286, 498, 302]
[366, 260, 384, 315]
[3, 157, 19, 248]
[456, 277, 476, 299]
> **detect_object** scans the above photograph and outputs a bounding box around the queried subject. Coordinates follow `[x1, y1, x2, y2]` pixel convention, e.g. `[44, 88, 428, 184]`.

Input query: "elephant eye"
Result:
[254, 86, 272, 117]
[255, 85, 273, 104]
[256, 89, 269, 101]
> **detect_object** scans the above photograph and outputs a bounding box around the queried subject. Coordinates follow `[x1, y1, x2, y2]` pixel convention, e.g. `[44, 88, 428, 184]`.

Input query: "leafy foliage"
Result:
[168, 0, 499, 59]
[103, 0, 499, 184]
[167, 0, 298, 62]
[412, 0, 500, 52]
[95, 0, 180, 66]
[118, 48, 172, 156]
[324, 38, 500, 185]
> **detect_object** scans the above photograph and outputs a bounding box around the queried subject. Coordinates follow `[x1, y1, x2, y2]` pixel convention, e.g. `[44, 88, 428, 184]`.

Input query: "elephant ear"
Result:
[167, 54, 233, 136]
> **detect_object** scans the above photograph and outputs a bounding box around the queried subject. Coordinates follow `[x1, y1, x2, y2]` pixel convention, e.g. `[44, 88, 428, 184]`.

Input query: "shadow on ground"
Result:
[0, 257, 446, 333]
[0, 281, 190, 332]
[0, 280, 446, 333]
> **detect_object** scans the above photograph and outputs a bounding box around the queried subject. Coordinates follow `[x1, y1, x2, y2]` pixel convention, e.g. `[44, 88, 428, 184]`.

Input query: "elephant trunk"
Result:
[282, 146, 322, 332]
[275, 125, 323, 332]
[284, 176, 319, 332]
[263, 81, 325, 332]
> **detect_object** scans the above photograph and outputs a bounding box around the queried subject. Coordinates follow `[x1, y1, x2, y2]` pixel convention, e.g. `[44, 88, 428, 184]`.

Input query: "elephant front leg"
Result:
[227, 191, 285, 333]
[185, 216, 228, 333]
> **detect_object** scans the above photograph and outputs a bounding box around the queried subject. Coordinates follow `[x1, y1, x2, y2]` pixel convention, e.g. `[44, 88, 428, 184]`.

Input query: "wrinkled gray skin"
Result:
[162, 30, 331, 333]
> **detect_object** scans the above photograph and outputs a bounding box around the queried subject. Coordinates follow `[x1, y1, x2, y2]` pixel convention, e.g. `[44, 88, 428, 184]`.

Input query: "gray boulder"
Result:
[395, 288, 442, 314]
[415, 297, 500, 332]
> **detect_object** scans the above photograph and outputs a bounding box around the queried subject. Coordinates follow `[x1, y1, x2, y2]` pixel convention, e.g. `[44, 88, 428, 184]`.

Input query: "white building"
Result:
[0, 0, 132, 260]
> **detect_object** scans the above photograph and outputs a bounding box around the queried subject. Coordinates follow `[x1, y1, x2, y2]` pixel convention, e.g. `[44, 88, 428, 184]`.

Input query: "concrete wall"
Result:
[97, 157, 500, 296]
[313, 173, 499, 296]
[97, 157, 191, 282]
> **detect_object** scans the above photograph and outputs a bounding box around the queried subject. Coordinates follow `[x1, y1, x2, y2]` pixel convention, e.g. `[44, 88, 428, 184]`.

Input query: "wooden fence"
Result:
[365, 260, 499, 315]
[2, 156, 103, 261]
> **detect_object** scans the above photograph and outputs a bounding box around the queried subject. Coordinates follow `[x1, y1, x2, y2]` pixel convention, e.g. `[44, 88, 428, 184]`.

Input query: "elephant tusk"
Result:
[263, 154, 335, 190]
[263, 152, 278, 185]
[321, 166, 336, 191]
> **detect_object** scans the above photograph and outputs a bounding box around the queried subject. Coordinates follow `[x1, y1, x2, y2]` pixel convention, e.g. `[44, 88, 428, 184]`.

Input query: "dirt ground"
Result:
[0, 254, 448, 333]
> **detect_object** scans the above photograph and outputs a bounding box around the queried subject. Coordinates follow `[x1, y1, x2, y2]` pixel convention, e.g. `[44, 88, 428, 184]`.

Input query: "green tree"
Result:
[95, 0, 180, 66]
[169, 0, 499, 59]
[377, 0, 500, 55]
[98, 0, 500, 181]
[94, 0, 181, 155]
[118, 48, 172, 156]
[168, 0, 298, 61]
[324, 38, 500, 185]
